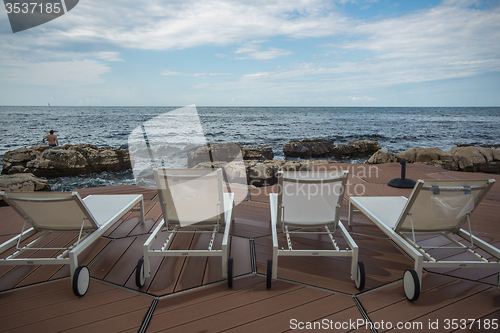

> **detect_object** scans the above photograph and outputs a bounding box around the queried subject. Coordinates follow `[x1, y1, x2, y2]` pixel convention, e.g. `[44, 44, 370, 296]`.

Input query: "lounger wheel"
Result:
[72, 266, 90, 297]
[266, 259, 272, 289]
[355, 261, 365, 290]
[227, 258, 234, 288]
[135, 258, 146, 288]
[403, 269, 420, 301]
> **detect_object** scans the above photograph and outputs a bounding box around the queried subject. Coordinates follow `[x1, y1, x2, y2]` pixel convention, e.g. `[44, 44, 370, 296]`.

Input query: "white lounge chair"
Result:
[0, 191, 144, 296]
[349, 179, 499, 301]
[135, 168, 234, 288]
[268, 170, 365, 290]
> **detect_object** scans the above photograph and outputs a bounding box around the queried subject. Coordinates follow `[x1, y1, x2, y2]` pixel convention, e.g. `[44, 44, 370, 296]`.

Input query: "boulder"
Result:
[192, 161, 248, 184]
[283, 139, 380, 159]
[366, 146, 500, 174]
[365, 149, 397, 164]
[187, 143, 242, 168]
[395, 147, 453, 164]
[450, 146, 500, 173]
[283, 139, 334, 158]
[192, 159, 330, 187]
[331, 140, 381, 158]
[242, 145, 274, 161]
[2, 144, 131, 177]
[0, 173, 50, 192]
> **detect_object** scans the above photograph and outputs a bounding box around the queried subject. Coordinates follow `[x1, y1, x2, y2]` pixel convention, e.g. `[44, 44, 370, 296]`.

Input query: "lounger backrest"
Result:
[154, 168, 225, 228]
[277, 170, 348, 227]
[0, 191, 98, 232]
[395, 179, 495, 233]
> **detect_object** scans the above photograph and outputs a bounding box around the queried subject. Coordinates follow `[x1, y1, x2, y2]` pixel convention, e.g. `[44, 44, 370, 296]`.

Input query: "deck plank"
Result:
[0, 279, 151, 333]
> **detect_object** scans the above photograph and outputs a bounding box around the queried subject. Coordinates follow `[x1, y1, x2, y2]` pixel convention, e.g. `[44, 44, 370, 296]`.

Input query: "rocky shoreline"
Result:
[366, 145, 500, 173]
[1, 140, 498, 193]
[1, 144, 131, 178]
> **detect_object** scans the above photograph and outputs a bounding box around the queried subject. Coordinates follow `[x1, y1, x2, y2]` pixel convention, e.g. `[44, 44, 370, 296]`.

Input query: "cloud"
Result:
[95, 51, 124, 62]
[194, 1, 500, 94]
[24, 0, 348, 50]
[1, 60, 110, 86]
[1, 0, 499, 105]
[235, 41, 293, 60]
[161, 70, 231, 77]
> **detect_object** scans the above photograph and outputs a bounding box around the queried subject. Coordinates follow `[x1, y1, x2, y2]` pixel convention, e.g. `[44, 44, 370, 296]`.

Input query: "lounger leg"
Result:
[139, 199, 145, 224]
[69, 252, 78, 281]
[348, 201, 354, 226]
[221, 245, 228, 278]
[414, 256, 424, 288]
[143, 244, 151, 279]
[272, 246, 278, 279]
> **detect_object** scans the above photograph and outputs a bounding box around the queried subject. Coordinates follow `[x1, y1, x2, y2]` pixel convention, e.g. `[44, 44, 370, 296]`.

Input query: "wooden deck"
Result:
[1, 163, 499, 332]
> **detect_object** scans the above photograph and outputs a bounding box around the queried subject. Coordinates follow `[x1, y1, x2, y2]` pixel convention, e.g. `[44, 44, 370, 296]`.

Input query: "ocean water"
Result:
[0, 106, 499, 191]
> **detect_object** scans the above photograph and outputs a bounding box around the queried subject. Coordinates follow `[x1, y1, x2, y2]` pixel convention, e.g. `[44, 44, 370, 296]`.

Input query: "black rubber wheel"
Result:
[72, 266, 90, 297]
[135, 258, 146, 288]
[355, 261, 365, 290]
[266, 259, 272, 289]
[227, 257, 234, 288]
[403, 269, 420, 301]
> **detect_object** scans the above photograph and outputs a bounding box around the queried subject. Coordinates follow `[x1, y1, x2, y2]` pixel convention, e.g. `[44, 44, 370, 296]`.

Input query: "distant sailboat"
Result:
[48, 102, 50, 107]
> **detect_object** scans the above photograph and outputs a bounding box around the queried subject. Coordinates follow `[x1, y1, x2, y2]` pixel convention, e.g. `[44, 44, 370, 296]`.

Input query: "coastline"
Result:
[1, 106, 499, 192]
[2, 141, 499, 193]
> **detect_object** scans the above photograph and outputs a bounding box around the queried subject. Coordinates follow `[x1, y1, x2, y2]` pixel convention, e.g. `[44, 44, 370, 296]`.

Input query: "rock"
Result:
[248, 161, 282, 187]
[365, 149, 397, 164]
[331, 140, 381, 159]
[450, 146, 500, 173]
[187, 143, 242, 168]
[192, 161, 248, 184]
[283, 139, 335, 158]
[1, 144, 131, 177]
[394, 147, 462, 171]
[242, 145, 274, 161]
[192, 159, 330, 187]
[0, 173, 50, 192]
[283, 139, 380, 159]
[367, 146, 500, 174]
[395, 147, 453, 164]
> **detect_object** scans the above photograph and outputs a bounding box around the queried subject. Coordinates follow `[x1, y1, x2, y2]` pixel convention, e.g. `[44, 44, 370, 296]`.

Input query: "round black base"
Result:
[388, 178, 416, 188]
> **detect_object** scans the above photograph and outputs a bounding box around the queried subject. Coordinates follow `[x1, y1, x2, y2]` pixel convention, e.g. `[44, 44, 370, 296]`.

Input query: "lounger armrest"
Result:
[270, 193, 279, 249]
[222, 193, 234, 247]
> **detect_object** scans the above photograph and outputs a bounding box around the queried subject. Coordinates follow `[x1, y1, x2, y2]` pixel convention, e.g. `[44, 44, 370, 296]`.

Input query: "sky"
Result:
[1, 0, 499, 107]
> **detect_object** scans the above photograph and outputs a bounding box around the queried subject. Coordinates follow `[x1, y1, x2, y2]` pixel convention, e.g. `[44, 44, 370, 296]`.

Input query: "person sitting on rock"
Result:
[42, 130, 59, 147]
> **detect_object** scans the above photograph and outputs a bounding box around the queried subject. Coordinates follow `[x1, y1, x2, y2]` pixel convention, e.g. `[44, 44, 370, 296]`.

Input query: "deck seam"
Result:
[155, 272, 255, 300]
[250, 239, 257, 273]
[353, 296, 378, 333]
[138, 297, 159, 333]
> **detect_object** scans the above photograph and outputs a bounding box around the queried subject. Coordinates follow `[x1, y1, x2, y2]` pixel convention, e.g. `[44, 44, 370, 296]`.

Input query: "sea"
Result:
[0, 106, 499, 191]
